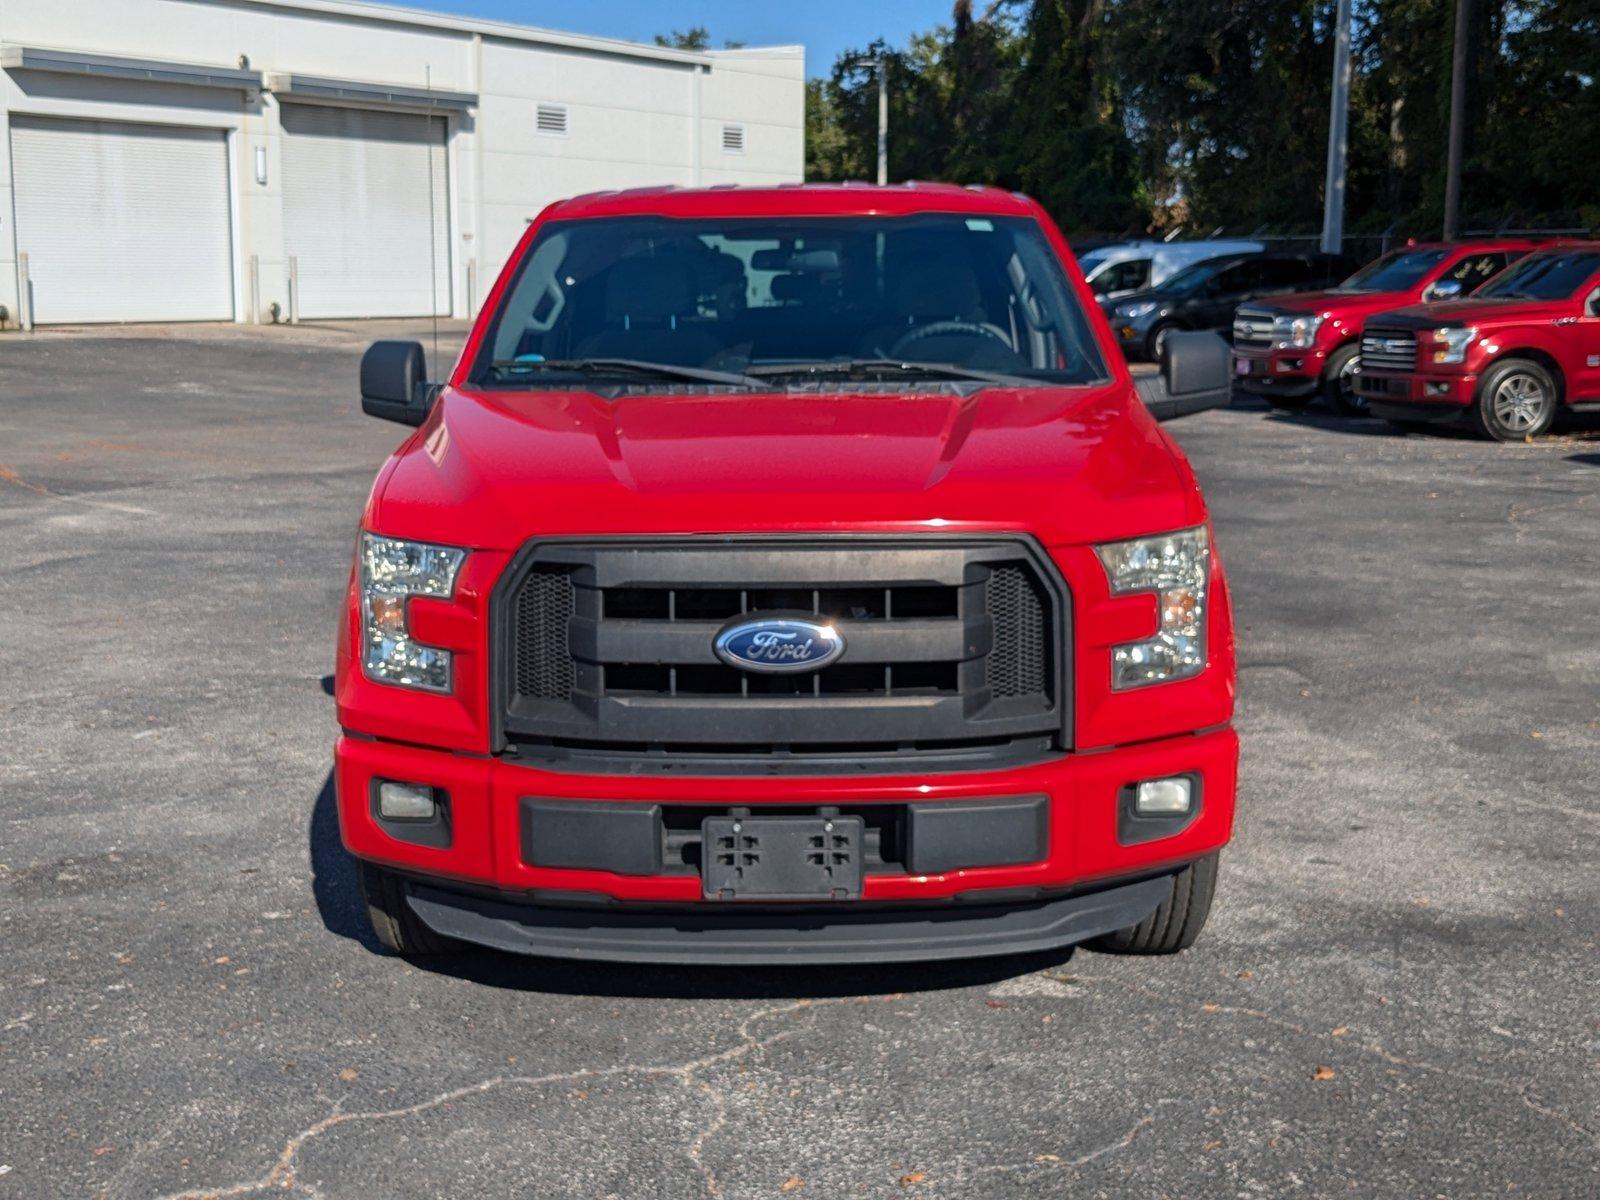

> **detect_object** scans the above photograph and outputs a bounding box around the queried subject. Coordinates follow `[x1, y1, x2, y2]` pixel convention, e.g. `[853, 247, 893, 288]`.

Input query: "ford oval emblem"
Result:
[714, 616, 845, 674]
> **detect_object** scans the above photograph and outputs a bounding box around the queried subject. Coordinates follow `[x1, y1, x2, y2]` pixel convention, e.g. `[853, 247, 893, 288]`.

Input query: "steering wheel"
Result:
[887, 320, 1013, 359]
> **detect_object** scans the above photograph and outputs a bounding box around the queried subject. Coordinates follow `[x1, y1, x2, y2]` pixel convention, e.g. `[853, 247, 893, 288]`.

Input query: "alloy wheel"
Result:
[1490, 372, 1551, 435]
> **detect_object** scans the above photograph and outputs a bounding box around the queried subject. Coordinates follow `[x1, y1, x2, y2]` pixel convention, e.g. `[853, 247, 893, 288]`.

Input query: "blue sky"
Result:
[398, 0, 953, 77]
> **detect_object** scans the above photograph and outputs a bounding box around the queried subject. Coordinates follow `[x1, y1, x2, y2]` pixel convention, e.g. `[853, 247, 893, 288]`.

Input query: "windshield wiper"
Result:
[746, 359, 1037, 387]
[487, 358, 759, 388]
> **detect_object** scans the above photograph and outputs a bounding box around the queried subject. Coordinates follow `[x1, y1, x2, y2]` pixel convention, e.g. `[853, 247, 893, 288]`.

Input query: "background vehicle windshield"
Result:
[1335, 248, 1449, 292]
[1475, 249, 1600, 301]
[472, 214, 1108, 385]
[1151, 257, 1230, 296]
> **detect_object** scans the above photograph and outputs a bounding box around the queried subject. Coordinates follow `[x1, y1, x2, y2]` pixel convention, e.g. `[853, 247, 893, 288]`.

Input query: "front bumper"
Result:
[336, 726, 1237, 957]
[1355, 368, 1475, 410]
[1232, 347, 1327, 397]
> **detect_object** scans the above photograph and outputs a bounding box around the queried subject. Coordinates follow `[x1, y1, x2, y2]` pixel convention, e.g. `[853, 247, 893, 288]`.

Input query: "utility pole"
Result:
[876, 59, 888, 186]
[1442, 0, 1472, 240]
[1320, 0, 1353, 254]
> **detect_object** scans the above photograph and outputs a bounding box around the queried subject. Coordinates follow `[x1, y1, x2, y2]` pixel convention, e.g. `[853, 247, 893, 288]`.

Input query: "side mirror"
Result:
[1427, 278, 1464, 301]
[360, 340, 439, 426]
[1586, 287, 1599, 317]
[1148, 331, 1231, 421]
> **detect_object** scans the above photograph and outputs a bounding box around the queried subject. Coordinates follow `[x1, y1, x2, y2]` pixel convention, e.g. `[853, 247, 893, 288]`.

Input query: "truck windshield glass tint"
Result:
[471, 215, 1108, 387]
[1336, 248, 1449, 292]
[1475, 250, 1600, 301]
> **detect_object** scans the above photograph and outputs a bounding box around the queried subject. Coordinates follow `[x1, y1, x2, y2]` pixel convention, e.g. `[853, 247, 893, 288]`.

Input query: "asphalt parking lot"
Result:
[1, 327, 1596, 1199]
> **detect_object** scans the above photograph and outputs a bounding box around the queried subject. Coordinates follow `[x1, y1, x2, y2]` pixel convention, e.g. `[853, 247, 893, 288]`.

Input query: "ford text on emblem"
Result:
[714, 617, 846, 674]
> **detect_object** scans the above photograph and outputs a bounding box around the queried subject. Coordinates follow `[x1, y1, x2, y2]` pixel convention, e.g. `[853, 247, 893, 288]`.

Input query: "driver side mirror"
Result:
[1586, 287, 1600, 317]
[360, 341, 440, 426]
[1427, 278, 1464, 301]
[1148, 331, 1231, 421]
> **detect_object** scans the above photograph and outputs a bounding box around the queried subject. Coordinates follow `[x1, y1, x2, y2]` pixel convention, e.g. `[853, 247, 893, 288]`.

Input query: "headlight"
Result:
[1276, 315, 1323, 348]
[1095, 527, 1210, 689]
[360, 533, 467, 692]
[1116, 301, 1157, 319]
[1430, 326, 1477, 364]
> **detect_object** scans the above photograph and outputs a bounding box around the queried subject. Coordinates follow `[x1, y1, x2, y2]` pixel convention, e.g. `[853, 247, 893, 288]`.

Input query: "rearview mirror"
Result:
[360, 341, 438, 426]
[1427, 278, 1464, 301]
[1148, 331, 1231, 421]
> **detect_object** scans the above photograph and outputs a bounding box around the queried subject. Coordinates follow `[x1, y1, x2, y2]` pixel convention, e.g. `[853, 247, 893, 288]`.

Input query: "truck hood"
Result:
[1243, 288, 1412, 318]
[370, 382, 1203, 551]
[1365, 297, 1573, 328]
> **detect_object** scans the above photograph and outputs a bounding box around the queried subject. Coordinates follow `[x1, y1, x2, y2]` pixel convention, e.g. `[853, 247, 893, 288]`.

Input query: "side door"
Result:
[1196, 259, 1264, 329]
[1553, 268, 1600, 400]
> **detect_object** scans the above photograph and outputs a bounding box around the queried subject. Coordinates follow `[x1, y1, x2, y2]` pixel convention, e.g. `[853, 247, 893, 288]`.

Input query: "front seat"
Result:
[574, 256, 722, 366]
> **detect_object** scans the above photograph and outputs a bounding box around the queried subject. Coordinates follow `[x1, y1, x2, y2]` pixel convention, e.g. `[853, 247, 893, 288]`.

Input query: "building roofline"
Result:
[221, 0, 786, 67]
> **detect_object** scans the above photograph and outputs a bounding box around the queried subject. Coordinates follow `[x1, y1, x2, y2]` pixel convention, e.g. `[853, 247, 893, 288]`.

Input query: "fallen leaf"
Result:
[94, 1146, 115, 1157]
[985, 1000, 1008, 1009]
[338, 1068, 359, 1082]
[781, 1177, 803, 1193]
[1034, 1154, 1061, 1164]
[1202, 1140, 1223, 1151]
[1331, 1026, 1349, 1037]
[1237, 969, 1254, 980]
[899, 1172, 926, 1187]
[1313, 1065, 1337, 1081]
[574, 1090, 588, 1101]
[213, 956, 230, 965]
[1201, 1003, 1220, 1013]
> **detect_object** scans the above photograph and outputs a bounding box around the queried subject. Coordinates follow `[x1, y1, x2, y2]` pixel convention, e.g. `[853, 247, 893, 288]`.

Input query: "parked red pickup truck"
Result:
[1231, 239, 1537, 414]
[1354, 244, 1600, 440]
[338, 183, 1240, 965]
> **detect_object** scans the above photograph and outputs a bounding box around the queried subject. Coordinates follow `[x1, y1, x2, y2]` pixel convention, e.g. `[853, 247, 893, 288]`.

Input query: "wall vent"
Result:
[721, 123, 745, 154]
[536, 104, 569, 136]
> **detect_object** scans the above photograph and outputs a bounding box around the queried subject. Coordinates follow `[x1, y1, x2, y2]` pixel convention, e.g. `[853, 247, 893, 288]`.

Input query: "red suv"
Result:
[339, 184, 1238, 965]
[1231, 240, 1537, 414]
[1354, 244, 1600, 440]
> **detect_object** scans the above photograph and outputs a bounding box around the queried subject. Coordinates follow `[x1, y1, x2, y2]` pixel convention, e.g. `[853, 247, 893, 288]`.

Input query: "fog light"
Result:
[1135, 777, 1192, 815]
[1427, 381, 1451, 396]
[377, 781, 437, 821]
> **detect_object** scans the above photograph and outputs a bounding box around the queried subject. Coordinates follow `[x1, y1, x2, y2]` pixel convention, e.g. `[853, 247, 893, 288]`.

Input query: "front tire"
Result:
[358, 861, 459, 956]
[1087, 853, 1219, 955]
[1322, 344, 1366, 416]
[1145, 321, 1181, 363]
[1472, 359, 1558, 442]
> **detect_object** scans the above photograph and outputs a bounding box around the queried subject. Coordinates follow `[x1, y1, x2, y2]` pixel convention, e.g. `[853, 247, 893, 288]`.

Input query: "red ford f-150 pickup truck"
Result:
[1230, 239, 1537, 415]
[1355, 244, 1600, 440]
[337, 183, 1239, 964]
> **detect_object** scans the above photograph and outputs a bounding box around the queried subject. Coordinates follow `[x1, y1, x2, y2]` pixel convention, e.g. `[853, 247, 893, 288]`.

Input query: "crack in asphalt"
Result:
[154, 995, 905, 1200]
[1062, 971, 1598, 1145]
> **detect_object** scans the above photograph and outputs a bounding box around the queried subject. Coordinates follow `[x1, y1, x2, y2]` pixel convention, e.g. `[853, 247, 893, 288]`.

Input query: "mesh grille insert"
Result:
[986, 564, 1049, 699]
[514, 568, 576, 701]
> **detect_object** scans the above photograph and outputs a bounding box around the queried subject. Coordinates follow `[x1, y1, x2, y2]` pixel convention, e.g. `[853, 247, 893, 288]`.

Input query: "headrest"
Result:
[886, 257, 984, 319]
[605, 257, 697, 322]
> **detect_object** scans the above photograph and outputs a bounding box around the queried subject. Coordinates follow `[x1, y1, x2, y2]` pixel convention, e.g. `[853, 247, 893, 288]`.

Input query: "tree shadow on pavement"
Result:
[308, 769, 1076, 1000]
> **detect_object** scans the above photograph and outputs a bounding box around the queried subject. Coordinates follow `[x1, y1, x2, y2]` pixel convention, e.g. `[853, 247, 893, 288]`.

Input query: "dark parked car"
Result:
[1106, 252, 1360, 360]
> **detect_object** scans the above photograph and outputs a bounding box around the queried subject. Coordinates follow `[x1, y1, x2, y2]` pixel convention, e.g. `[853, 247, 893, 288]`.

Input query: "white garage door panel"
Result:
[10, 117, 235, 324]
[281, 105, 450, 319]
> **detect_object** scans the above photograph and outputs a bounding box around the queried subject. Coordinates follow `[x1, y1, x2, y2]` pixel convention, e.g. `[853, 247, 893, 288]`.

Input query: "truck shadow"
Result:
[309, 769, 1075, 999]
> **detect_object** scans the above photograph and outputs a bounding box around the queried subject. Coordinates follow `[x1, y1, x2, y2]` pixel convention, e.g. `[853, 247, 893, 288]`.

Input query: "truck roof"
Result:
[545, 182, 1041, 221]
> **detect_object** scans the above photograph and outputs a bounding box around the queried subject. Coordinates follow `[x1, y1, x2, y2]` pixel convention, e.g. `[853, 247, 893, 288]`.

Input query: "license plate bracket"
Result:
[701, 814, 864, 901]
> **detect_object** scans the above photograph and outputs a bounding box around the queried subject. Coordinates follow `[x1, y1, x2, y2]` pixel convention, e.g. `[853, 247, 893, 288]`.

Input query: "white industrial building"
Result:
[0, 0, 804, 327]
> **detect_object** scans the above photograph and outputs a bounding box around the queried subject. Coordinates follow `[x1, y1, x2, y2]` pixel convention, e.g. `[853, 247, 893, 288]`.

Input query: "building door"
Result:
[9, 115, 235, 324]
[280, 104, 450, 319]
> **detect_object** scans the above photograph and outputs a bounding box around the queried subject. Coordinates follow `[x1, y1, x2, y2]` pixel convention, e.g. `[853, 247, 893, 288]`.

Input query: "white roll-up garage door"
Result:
[9, 116, 235, 324]
[280, 105, 450, 319]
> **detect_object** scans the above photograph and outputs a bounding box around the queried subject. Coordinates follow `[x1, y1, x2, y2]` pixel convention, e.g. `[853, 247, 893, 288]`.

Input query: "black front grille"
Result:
[1361, 326, 1418, 371]
[496, 538, 1068, 768]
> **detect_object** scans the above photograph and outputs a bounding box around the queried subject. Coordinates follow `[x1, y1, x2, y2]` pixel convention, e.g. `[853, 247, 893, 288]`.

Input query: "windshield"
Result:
[1336, 248, 1449, 293]
[1152, 257, 1229, 296]
[470, 214, 1107, 388]
[1475, 249, 1600, 300]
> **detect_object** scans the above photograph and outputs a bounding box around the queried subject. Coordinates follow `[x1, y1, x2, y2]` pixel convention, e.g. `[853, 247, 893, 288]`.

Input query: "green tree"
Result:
[655, 27, 711, 50]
